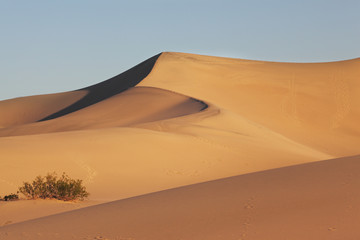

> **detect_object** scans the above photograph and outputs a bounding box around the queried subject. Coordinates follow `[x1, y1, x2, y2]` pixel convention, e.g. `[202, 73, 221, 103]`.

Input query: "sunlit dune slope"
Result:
[0, 114, 331, 200]
[0, 91, 86, 128]
[1, 155, 360, 240]
[139, 52, 360, 156]
[0, 87, 206, 137]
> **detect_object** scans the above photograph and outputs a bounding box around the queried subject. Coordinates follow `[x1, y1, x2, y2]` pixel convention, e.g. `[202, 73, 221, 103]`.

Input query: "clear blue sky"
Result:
[1, 0, 359, 100]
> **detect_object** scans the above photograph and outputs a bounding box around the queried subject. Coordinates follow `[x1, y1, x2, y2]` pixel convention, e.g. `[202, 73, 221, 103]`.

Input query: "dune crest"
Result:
[0, 86, 206, 137]
[41, 54, 161, 121]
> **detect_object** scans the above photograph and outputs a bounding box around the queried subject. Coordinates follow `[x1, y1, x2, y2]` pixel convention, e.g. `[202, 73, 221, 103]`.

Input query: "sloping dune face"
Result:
[1, 52, 360, 238]
[140, 52, 360, 156]
[2, 155, 360, 240]
[0, 87, 206, 137]
[40, 53, 161, 121]
[0, 91, 87, 128]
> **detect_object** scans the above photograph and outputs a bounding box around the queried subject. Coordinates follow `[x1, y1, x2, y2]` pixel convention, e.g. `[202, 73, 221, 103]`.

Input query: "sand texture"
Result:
[0, 52, 359, 239]
[2, 155, 360, 239]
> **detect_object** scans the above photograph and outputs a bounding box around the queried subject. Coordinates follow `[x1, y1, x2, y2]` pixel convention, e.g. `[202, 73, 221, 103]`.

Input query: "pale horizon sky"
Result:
[1, 0, 359, 100]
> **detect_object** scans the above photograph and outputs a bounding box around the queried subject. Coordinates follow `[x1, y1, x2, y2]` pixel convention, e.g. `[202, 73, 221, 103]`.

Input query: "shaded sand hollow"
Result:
[0, 52, 360, 239]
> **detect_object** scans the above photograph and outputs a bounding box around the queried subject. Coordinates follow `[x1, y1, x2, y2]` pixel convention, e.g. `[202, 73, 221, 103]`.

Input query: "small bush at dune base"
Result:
[18, 172, 89, 201]
[0, 193, 19, 201]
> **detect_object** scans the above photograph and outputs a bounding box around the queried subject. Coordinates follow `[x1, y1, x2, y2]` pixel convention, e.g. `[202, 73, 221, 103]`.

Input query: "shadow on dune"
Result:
[40, 53, 161, 121]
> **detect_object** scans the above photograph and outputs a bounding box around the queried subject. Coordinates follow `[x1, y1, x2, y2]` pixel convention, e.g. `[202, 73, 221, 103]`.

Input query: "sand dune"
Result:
[0, 115, 331, 200]
[41, 54, 160, 121]
[0, 91, 86, 128]
[1, 155, 360, 239]
[140, 52, 360, 156]
[0, 199, 101, 227]
[0, 52, 359, 239]
[0, 87, 206, 137]
[0, 53, 159, 130]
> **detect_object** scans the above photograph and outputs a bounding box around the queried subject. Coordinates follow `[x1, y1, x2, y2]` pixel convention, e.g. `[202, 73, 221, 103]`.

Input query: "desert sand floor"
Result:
[0, 52, 359, 239]
[1, 155, 360, 239]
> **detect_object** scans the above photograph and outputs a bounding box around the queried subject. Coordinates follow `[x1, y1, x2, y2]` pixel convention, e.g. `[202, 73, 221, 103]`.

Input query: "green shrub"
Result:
[18, 172, 89, 201]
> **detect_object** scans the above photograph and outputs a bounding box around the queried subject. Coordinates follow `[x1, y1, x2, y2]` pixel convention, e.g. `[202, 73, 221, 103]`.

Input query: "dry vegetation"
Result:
[18, 172, 89, 201]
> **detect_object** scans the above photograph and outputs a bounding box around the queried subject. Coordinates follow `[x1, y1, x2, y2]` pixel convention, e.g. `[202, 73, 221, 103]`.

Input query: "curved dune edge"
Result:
[40, 54, 161, 121]
[139, 52, 360, 156]
[0, 54, 160, 129]
[1, 155, 360, 240]
[0, 86, 207, 137]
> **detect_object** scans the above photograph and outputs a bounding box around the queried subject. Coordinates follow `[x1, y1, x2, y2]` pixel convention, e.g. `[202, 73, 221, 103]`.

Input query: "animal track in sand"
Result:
[238, 196, 256, 238]
[74, 159, 98, 183]
[165, 169, 201, 177]
[92, 237, 135, 240]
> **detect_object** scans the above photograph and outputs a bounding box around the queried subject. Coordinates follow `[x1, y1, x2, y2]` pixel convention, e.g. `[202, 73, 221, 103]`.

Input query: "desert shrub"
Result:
[0, 193, 19, 201]
[18, 172, 89, 201]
